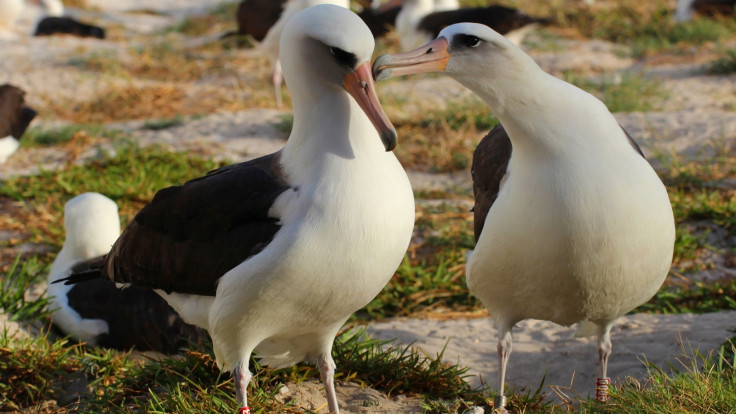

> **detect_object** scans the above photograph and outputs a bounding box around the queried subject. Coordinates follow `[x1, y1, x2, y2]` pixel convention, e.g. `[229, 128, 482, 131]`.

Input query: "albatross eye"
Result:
[330, 46, 357, 69]
[460, 35, 481, 48]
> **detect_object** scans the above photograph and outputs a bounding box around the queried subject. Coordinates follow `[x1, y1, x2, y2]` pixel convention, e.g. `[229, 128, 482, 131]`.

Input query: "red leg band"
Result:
[238, 407, 251, 414]
[596, 377, 610, 402]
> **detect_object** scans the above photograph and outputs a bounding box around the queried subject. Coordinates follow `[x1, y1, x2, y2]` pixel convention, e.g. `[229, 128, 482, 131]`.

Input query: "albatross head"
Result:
[372, 23, 541, 102]
[280, 4, 397, 151]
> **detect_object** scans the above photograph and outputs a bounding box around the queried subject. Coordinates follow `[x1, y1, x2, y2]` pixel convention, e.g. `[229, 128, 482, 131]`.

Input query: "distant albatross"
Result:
[0, 84, 36, 164]
[395, 0, 549, 50]
[48, 193, 204, 353]
[61, 5, 414, 413]
[255, 0, 349, 108]
[373, 23, 675, 409]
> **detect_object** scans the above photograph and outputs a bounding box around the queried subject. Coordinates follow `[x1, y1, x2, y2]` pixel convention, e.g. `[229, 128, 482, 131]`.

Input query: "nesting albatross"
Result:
[373, 23, 675, 409]
[60, 5, 414, 413]
[48, 193, 204, 353]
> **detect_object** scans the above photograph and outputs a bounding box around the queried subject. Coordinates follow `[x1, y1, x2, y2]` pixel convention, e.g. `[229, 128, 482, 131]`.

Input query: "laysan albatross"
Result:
[373, 23, 675, 409]
[48, 193, 204, 353]
[61, 5, 414, 413]
[0, 83, 36, 164]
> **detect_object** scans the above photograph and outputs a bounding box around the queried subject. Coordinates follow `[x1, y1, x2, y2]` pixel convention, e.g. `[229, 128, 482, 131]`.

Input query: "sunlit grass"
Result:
[563, 71, 668, 112]
[707, 49, 736, 75]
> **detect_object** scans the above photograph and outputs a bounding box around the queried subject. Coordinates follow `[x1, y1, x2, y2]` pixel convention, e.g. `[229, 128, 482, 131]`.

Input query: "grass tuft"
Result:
[581, 347, 736, 412]
[563, 71, 667, 112]
[707, 49, 736, 75]
[0, 256, 51, 323]
[21, 124, 121, 148]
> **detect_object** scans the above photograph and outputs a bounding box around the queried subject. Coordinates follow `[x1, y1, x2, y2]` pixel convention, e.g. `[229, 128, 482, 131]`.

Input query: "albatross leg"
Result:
[596, 327, 612, 402]
[272, 60, 283, 109]
[318, 353, 340, 413]
[234, 364, 252, 414]
[495, 325, 512, 413]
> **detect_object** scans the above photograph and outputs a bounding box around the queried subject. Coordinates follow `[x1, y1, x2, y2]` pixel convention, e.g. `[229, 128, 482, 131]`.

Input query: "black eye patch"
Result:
[452, 34, 481, 49]
[330, 46, 357, 69]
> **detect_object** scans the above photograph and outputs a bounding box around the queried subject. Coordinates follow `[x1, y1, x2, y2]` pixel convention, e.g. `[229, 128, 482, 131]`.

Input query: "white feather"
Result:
[47, 192, 120, 345]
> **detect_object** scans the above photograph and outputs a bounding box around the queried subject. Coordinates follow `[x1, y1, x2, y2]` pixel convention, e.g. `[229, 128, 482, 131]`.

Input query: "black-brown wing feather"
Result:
[65, 278, 206, 353]
[236, 0, 288, 41]
[0, 84, 36, 139]
[417, 6, 551, 39]
[358, 6, 401, 38]
[471, 124, 511, 242]
[103, 152, 290, 296]
[692, 0, 736, 16]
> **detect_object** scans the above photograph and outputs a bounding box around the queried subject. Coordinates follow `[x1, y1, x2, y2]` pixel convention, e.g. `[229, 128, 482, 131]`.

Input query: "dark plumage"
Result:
[470, 124, 511, 242]
[0, 84, 36, 140]
[358, 5, 401, 38]
[34, 17, 105, 39]
[471, 124, 644, 242]
[417, 5, 551, 39]
[692, 0, 736, 16]
[222, 0, 288, 40]
[64, 277, 205, 352]
[63, 153, 290, 297]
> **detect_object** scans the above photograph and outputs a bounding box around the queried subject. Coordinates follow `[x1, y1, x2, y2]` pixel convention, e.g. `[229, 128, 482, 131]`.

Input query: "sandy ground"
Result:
[2, 1, 736, 413]
[367, 312, 736, 400]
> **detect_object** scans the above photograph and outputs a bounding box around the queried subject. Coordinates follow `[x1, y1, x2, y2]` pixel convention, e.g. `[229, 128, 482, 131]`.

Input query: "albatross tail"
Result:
[53, 256, 104, 285]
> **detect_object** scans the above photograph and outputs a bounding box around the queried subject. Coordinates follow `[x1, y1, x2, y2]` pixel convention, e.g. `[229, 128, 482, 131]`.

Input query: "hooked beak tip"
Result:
[381, 129, 398, 152]
[372, 55, 392, 81]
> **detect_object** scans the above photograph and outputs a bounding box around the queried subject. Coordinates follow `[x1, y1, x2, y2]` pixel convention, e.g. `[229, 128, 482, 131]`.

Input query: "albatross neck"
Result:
[282, 80, 382, 175]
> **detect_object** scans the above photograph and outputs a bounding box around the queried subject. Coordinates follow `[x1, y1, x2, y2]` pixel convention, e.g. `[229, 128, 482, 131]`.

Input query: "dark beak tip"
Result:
[372, 55, 391, 81]
[382, 129, 398, 152]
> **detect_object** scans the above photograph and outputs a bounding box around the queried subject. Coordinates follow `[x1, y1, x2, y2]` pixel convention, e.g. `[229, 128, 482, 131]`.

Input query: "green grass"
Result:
[20, 124, 121, 148]
[143, 115, 185, 130]
[707, 49, 736, 75]
[563, 71, 668, 113]
[1, 143, 224, 247]
[0, 256, 51, 323]
[165, 1, 239, 36]
[580, 347, 736, 413]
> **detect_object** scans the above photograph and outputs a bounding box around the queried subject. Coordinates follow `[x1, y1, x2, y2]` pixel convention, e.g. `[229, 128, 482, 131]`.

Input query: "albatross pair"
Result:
[61, 5, 413, 414]
[374, 23, 675, 409]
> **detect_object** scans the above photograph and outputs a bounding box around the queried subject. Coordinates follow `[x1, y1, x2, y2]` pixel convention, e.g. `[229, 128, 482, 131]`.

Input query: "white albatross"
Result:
[373, 23, 675, 410]
[60, 5, 414, 413]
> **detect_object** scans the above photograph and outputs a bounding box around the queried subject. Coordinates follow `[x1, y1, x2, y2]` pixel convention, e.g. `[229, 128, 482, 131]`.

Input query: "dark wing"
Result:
[692, 0, 736, 16]
[236, 0, 289, 41]
[65, 278, 206, 353]
[34, 17, 105, 39]
[0, 84, 35, 139]
[101, 152, 290, 296]
[418, 6, 551, 38]
[620, 125, 645, 158]
[471, 124, 512, 242]
[358, 6, 401, 38]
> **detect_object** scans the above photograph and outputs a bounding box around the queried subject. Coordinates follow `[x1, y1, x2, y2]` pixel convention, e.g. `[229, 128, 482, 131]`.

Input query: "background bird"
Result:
[222, 0, 288, 41]
[48, 192, 205, 353]
[373, 23, 675, 410]
[60, 5, 414, 413]
[0, 83, 36, 164]
[34, 16, 105, 38]
[675, 0, 736, 21]
[395, 0, 548, 50]
[252, 0, 349, 107]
